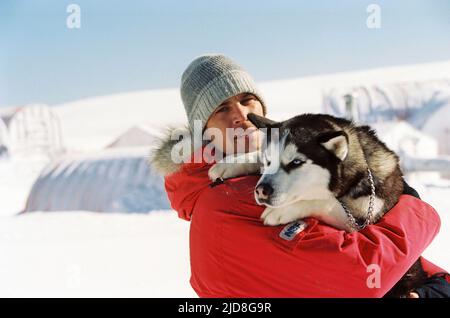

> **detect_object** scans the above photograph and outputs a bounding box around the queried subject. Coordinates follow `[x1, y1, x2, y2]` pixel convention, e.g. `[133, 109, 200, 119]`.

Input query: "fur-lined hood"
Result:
[149, 125, 200, 176]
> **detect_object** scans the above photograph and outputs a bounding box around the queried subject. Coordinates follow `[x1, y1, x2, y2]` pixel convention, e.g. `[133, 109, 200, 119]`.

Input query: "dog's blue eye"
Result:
[284, 159, 305, 172]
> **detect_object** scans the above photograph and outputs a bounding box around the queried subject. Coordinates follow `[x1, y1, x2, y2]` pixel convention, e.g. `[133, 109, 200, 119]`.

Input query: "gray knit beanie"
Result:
[181, 54, 266, 131]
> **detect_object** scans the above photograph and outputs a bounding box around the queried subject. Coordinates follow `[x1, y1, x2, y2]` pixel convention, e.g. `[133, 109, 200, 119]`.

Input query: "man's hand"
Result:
[208, 151, 261, 181]
[260, 199, 353, 231]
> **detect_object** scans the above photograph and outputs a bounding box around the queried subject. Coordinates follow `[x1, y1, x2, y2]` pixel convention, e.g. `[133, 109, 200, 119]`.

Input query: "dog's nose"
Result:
[255, 183, 274, 200]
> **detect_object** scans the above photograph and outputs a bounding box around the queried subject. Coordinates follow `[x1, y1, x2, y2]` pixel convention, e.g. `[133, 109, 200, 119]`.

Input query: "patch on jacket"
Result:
[279, 221, 308, 241]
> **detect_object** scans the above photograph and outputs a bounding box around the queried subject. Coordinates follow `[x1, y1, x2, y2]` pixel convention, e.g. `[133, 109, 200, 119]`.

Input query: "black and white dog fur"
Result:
[208, 113, 426, 297]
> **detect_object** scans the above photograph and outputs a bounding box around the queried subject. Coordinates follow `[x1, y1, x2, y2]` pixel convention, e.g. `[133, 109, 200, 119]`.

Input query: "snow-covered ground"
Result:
[1, 60, 450, 297]
[0, 157, 49, 216]
[0, 187, 448, 297]
[0, 211, 195, 297]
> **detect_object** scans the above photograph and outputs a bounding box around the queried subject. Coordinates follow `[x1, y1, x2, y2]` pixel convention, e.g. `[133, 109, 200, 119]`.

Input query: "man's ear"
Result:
[318, 131, 349, 161]
[247, 113, 278, 129]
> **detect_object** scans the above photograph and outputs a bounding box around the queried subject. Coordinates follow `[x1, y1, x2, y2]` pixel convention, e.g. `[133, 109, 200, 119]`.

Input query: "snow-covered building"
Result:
[422, 103, 450, 156]
[0, 118, 9, 158]
[370, 121, 442, 182]
[107, 125, 158, 148]
[2, 104, 64, 158]
[372, 121, 438, 159]
[323, 79, 450, 125]
[24, 147, 169, 213]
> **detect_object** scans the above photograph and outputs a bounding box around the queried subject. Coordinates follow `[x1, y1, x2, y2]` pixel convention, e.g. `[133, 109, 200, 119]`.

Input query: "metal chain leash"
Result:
[340, 167, 376, 230]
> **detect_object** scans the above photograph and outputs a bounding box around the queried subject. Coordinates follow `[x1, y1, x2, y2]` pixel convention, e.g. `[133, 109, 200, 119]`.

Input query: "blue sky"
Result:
[1, 0, 449, 107]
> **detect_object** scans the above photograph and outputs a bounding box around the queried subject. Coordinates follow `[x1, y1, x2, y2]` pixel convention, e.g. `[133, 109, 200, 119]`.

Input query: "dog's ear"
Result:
[318, 130, 349, 161]
[248, 113, 281, 146]
[247, 113, 278, 129]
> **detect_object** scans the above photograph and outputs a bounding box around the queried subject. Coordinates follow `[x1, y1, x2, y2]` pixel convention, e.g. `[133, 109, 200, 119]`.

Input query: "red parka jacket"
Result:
[163, 147, 445, 298]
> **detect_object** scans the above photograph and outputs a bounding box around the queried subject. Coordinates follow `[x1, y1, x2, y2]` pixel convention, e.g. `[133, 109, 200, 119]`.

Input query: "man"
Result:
[151, 54, 449, 297]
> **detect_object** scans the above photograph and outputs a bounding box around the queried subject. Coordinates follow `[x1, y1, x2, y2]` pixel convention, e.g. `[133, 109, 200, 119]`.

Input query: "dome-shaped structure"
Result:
[24, 147, 169, 213]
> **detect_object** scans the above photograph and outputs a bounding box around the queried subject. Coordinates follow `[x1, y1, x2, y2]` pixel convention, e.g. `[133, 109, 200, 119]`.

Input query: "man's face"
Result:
[205, 93, 265, 155]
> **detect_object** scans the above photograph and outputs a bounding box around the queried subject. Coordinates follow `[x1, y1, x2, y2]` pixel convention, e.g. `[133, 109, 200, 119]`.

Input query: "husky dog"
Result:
[208, 113, 426, 298]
